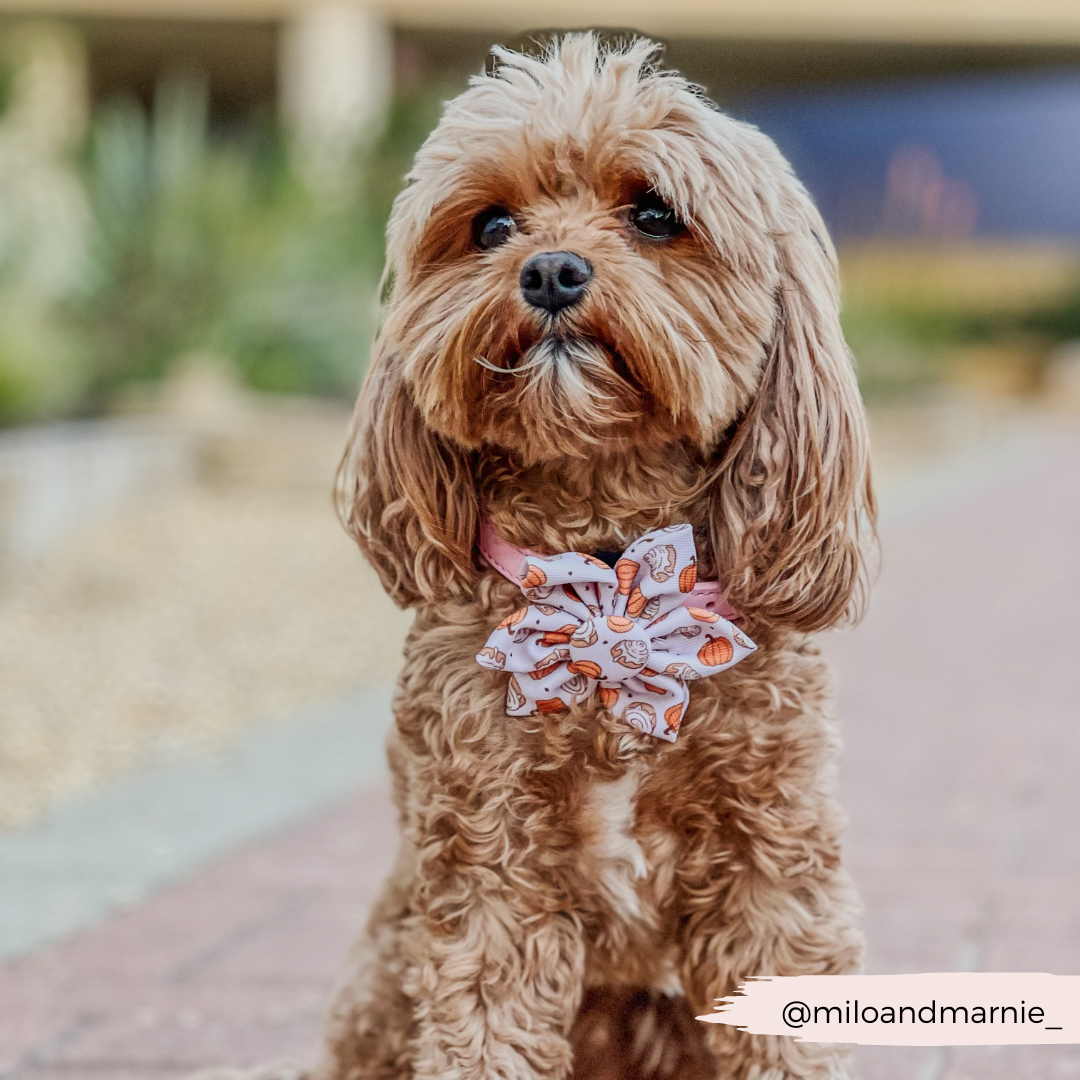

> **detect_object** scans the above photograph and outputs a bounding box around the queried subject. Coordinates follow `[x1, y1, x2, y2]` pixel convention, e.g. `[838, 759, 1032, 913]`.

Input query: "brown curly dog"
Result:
[195, 31, 875, 1080]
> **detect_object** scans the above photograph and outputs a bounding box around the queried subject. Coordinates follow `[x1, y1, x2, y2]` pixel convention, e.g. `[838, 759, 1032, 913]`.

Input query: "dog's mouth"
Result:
[468, 325, 647, 452]
[476, 332, 641, 393]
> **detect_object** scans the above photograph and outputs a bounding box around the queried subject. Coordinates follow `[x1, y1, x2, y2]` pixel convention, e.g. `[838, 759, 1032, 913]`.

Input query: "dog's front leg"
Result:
[672, 698, 864, 1079]
[681, 848, 863, 1080]
[403, 805, 586, 1080]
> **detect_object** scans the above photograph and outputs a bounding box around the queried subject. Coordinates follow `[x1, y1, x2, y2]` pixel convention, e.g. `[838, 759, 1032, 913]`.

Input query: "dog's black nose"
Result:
[520, 251, 592, 314]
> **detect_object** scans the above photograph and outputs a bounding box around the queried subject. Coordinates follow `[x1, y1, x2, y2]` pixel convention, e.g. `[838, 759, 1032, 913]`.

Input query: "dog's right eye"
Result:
[630, 192, 685, 239]
[473, 207, 518, 250]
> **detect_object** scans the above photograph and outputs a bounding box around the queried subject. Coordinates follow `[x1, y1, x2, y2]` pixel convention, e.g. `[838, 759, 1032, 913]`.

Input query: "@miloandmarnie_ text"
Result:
[697, 973, 1080, 1045]
[780, 999, 1050, 1028]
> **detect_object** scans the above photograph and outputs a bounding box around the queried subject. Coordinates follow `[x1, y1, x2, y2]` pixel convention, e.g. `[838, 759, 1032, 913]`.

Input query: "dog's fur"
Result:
[198, 33, 875, 1080]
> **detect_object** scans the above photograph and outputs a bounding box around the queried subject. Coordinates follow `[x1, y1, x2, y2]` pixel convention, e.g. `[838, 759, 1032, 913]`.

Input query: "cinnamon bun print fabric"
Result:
[476, 524, 756, 741]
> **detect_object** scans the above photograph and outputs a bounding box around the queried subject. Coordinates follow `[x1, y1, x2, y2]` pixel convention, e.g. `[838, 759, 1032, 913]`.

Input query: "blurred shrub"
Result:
[1020, 286, 1080, 343]
[0, 53, 446, 425]
[76, 73, 379, 408]
[842, 301, 1054, 402]
[841, 304, 990, 401]
[839, 243, 1080, 402]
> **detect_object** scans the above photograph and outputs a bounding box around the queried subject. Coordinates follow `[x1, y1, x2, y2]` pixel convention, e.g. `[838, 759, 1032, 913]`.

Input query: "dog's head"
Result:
[339, 34, 875, 631]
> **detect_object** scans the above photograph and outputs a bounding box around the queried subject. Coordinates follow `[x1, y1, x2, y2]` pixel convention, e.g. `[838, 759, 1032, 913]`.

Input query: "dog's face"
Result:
[341, 35, 875, 631]
[380, 37, 783, 462]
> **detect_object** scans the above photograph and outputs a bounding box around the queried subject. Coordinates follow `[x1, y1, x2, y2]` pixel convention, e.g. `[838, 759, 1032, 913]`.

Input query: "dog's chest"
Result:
[579, 762, 677, 924]
[577, 763, 686, 993]
[580, 766, 649, 922]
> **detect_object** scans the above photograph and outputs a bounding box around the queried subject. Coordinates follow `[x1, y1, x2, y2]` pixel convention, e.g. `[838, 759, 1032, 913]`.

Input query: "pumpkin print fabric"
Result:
[475, 524, 756, 742]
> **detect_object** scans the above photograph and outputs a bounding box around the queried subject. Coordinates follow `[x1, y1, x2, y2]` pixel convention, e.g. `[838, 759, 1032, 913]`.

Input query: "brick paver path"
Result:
[2, 428, 1078, 1080]
[0, 789, 398, 1080]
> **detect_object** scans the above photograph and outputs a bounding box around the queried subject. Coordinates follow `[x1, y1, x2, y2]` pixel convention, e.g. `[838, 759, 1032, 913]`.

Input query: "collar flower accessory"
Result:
[476, 524, 756, 741]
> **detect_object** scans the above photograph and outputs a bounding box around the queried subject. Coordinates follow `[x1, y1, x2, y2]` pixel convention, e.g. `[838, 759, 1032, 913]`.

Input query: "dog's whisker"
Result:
[508, 354, 552, 373]
[473, 354, 550, 376]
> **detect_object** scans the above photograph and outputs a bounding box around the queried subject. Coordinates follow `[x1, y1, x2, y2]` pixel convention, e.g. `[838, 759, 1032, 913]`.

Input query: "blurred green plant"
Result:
[837, 242, 1080, 401]
[77, 73, 375, 407]
[1020, 289, 1080, 343]
[841, 304, 992, 401]
[0, 52, 447, 425]
[842, 299, 1072, 402]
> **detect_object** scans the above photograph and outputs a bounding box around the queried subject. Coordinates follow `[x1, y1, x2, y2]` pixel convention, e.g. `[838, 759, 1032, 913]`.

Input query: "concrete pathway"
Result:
[0, 690, 393, 963]
[1, 420, 1078, 1080]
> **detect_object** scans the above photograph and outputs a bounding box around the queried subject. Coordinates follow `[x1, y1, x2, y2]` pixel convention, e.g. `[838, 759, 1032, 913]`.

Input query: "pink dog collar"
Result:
[479, 518, 741, 622]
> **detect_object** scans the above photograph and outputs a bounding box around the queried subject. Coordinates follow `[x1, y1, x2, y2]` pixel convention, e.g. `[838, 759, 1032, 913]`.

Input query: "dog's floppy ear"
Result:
[336, 347, 479, 608]
[705, 190, 876, 632]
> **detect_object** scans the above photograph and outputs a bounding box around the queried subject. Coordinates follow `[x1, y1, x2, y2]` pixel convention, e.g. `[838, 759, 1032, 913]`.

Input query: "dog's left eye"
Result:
[630, 193, 685, 239]
[473, 207, 518, 250]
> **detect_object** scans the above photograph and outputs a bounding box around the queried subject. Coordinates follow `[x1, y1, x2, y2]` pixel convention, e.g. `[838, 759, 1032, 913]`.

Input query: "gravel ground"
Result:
[0, 401, 412, 830]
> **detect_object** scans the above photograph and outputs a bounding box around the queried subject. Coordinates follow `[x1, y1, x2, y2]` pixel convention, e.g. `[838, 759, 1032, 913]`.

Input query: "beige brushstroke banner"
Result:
[697, 973, 1080, 1045]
